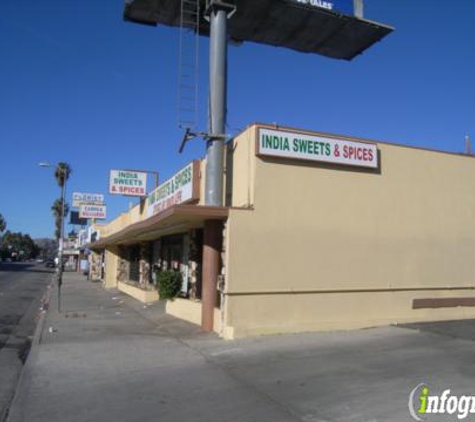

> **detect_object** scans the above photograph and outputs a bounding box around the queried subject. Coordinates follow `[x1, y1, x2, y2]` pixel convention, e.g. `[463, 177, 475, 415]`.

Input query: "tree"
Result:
[0, 213, 5, 232]
[54, 162, 72, 188]
[0, 231, 40, 260]
[51, 162, 71, 240]
[51, 198, 70, 241]
[35, 238, 57, 260]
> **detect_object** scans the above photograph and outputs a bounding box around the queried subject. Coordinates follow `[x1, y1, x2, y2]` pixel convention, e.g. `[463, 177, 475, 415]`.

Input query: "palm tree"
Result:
[52, 162, 71, 240]
[0, 213, 6, 233]
[51, 198, 70, 240]
[54, 162, 72, 188]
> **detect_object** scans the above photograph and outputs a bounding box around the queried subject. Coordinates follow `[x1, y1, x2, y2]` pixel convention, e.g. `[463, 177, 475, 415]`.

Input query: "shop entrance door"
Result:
[161, 234, 189, 295]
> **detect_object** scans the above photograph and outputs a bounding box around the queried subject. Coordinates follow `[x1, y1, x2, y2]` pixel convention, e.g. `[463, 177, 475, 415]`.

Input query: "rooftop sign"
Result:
[257, 128, 378, 169]
[124, 0, 393, 61]
[291, 0, 353, 15]
[147, 161, 200, 217]
[72, 192, 104, 207]
[109, 170, 148, 197]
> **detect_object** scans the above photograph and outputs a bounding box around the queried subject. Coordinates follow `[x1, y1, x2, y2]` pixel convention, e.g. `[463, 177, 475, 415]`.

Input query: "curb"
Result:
[30, 276, 55, 349]
[1, 276, 55, 422]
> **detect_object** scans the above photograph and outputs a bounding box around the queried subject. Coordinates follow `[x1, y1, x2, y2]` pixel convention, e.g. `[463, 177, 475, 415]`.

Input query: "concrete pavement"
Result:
[0, 263, 52, 421]
[6, 272, 475, 422]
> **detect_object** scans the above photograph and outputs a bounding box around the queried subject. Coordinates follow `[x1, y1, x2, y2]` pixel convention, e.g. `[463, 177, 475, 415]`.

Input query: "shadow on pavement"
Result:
[0, 263, 53, 274]
[400, 319, 475, 342]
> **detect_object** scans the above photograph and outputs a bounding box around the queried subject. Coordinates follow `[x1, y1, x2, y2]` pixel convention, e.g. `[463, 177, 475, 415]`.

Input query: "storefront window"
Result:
[128, 245, 140, 283]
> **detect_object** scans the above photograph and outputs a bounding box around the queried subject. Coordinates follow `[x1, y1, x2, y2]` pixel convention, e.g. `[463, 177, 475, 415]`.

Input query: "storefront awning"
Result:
[88, 204, 230, 249]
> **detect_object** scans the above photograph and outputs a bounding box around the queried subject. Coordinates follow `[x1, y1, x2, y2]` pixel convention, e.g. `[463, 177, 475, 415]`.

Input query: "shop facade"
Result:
[91, 123, 475, 339]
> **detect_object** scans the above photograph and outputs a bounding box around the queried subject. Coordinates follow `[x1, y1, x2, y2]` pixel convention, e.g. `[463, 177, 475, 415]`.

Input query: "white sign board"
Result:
[79, 204, 107, 220]
[147, 161, 199, 217]
[109, 170, 148, 197]
[258, 128, 378, 169]
[72, 192, 104, 207]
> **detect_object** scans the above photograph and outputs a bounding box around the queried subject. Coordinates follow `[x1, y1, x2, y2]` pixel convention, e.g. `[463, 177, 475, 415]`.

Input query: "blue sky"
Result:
[1, 0, 474, 238]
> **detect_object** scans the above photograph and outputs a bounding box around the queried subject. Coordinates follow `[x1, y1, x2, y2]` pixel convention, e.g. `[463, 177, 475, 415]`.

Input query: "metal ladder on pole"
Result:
[178, 0, 200, 130]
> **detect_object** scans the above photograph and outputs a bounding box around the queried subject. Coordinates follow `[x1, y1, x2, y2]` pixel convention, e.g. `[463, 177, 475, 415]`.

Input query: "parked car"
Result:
[45, 259, 56, 268]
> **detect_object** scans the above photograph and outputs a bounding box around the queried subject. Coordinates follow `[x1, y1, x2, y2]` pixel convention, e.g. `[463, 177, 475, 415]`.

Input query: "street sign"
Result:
[109, 170, 148, 197]
[79, 204, 107, 220]
[72, 192, 104, 207]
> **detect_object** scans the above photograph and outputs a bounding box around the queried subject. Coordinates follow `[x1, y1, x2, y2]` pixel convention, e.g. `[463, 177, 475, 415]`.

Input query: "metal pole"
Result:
[58, 170, 66, 313]
[205, 5, 228, 206]
[354, 0, 364, 18]
[201, 3, 230, 332]
[201, 220, 222, 331]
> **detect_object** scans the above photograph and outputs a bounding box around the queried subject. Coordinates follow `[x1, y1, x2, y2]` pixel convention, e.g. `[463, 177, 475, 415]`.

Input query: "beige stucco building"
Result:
[90, 123, 475, 339]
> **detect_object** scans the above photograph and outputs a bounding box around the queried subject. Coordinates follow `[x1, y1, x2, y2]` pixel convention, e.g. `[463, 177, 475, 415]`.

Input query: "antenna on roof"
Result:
[178, 127, 228, 153]
[465, 135, 472, 155]
[179, 128, 196, 153]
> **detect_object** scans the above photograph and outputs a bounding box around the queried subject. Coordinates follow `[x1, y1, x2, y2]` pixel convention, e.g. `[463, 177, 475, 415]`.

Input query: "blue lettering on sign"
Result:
[293, 0, 354, 15]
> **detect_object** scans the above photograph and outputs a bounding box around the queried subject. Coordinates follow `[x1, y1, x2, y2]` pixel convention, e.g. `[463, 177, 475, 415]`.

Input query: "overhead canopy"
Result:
[89, 204, 230, 249]
[124, 0, 393, 60]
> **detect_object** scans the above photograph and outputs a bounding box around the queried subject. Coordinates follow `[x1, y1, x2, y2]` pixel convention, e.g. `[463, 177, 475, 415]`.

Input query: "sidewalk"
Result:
[7, 272, 475, 422]
[6, 273, 298, 422]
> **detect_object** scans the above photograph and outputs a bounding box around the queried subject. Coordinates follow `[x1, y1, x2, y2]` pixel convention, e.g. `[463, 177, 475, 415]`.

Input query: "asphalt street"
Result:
[0, 262, 52, 420]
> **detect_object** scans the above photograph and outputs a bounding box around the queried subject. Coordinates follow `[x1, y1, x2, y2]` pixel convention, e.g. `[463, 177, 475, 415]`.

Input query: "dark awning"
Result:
[124, 0, 393, 60]
[88, 204, 230, 249]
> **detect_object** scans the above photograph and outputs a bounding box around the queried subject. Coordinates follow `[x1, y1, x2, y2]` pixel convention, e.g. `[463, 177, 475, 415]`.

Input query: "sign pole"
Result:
[202, 1, 235, 333]
[354, 0, 364, 18]
[205, 2, 231, 207]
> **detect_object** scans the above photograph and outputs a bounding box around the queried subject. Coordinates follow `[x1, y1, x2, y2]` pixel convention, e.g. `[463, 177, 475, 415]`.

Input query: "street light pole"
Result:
[57, 167, 66, 313]
[39, 162, 68, 313]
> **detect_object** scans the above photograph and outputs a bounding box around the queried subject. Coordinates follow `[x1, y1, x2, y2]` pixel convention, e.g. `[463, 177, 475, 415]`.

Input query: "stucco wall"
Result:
[224, 125, 475, 338]
[230, 127, 256, 207]
[104, 246, 119, 289]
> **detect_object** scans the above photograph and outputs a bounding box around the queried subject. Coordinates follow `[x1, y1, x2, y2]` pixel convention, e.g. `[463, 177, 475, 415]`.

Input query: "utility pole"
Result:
[201, 0, 235, 332]
[205, 1, 233, 206]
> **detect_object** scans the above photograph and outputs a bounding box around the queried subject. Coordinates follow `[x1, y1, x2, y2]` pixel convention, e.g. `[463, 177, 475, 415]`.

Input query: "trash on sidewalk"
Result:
[64, 312, 87, 319]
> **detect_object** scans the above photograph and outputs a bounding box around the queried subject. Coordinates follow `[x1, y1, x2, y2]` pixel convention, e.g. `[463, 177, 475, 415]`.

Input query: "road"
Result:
[0, 262, 52, 420]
